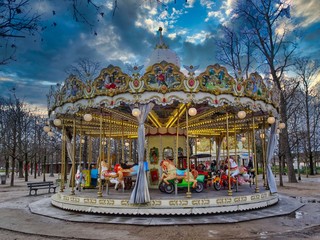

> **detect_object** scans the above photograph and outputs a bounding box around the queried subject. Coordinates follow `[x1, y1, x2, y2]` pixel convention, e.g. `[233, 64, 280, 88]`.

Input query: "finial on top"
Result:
[156, 27, 167, 49]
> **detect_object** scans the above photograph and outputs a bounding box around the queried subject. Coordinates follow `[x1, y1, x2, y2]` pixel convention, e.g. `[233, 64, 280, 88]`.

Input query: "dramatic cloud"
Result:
[1, 0, 319, 109]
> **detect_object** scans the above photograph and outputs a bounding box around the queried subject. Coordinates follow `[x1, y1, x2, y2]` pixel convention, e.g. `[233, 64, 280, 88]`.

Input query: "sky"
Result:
[0, 0, 319, 113]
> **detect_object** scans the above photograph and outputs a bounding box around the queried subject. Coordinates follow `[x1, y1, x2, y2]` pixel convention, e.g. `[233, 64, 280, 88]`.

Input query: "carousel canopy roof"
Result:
[47, 28, 280, 138]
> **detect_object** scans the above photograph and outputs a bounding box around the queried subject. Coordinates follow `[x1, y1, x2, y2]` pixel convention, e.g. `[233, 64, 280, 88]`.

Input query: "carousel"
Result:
[47, 28, 281, 215]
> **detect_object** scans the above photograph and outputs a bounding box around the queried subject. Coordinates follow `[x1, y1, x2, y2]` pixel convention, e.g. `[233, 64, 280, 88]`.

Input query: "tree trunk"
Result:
[10, 156, 15, 187]
[305, 97, 314, 175]
[25, 152, 29, 182]
[280, 94, 297, 183]
[5, 156, 9, 178]
[279, 155, 283, 186]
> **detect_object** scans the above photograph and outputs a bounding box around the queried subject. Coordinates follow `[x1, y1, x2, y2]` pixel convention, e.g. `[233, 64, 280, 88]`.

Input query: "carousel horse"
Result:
[100, 161, 124, 190]
[160, 159, 198, 188]
[224, 159, 251, 185]
[101, 161, 140, 190]
[75, 165, 85, 191]
[225, 157, 240, 177]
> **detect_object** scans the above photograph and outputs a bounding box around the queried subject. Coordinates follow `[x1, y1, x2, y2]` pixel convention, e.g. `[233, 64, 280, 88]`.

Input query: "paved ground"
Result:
[0, 173, 320, 240]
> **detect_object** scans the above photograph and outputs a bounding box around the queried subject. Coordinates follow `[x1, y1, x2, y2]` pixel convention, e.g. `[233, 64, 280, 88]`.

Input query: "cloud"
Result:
[205, 11, 225, 22]
[186, 31, 213, 44]
[185, 0, 196, 8]
[293, 0, 320, 28]
[200, 0, 215, 10]
[1, 0, 319, 109]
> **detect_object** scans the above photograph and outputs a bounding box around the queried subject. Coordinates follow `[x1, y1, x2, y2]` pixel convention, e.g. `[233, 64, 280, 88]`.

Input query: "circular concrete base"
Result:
[51, 190, 279, 216]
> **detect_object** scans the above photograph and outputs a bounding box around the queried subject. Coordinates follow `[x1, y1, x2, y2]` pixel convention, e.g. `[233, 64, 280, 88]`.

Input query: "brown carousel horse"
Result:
[160, 159, 198, 188]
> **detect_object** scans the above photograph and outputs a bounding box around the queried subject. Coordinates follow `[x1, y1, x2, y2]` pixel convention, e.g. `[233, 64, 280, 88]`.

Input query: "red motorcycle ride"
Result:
[212, 169, 238, 191]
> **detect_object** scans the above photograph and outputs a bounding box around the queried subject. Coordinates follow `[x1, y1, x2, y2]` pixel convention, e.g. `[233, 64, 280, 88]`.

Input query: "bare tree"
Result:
[216, 25, 256, 79]
[234, 0, 297, 183]
[64, 58, 101, 82]
[0, 0, 40, 65]
[293, 57, 320, 175]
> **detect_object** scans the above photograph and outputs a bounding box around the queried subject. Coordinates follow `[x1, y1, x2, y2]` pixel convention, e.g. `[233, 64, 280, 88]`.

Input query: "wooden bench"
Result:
[27, 181, 57, 196]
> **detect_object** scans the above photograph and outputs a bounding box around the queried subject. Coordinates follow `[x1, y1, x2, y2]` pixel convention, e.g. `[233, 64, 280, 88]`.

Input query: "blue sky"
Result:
[0, 0, 319, 112]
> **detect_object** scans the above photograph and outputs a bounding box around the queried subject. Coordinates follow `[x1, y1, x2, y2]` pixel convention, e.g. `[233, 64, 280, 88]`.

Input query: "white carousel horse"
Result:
[225, 157, 240, 177]
[160, 159, 198, 188]
[225, 159, 251, 185]
[75, 165, 85, 191]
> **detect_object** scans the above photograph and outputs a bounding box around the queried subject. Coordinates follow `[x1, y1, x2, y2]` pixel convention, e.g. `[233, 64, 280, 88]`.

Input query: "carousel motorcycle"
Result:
[212, 169, 238, 191]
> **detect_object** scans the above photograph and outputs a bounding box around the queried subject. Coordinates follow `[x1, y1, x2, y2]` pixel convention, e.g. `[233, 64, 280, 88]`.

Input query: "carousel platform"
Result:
[49, 183, 279, 216]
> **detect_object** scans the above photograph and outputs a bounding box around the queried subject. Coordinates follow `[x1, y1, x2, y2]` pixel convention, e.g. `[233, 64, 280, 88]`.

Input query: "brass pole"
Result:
[121, 119, 124, 162]
[175, 111, 179, 166]
[107, 114, 112, 169]
[227, 112, 232, 196]
[60, 124, 65, 192]
[252, 116, 259, 193]
[186, 105, 192, 198]
[263, 118, 267, 188]
[79, 124, 83, 170]
[247, 126, 251, 167]
[234, 115, 237, 165]
[88, 136, 92, 167]
[129, 139, 132, 162]
[71, 118, 76, 195]
[97, 112, 103, 197]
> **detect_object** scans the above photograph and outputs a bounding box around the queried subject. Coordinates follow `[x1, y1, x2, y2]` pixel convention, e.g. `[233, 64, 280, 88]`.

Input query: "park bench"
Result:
[27, 181, 57, 196]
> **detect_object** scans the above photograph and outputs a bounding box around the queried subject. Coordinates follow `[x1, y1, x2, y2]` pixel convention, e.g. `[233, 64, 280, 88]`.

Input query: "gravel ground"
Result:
[0, 174, 320, 240]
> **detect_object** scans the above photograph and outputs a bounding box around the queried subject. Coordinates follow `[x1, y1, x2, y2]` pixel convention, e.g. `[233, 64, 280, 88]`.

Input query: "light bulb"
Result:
[43, 126, 50, 133]
[53, 119, 62, 126]
[132, 108, 141, 117]
[83, 114, 93, 122]
[237, 111, 246, 119]
[188, 107, 197, 116]
[267, 116, 275, 124]
[279, 122, 286, 129]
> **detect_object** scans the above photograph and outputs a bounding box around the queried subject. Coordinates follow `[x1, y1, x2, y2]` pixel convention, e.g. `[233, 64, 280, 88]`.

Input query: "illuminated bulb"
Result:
[279, 122, 286, 129]
[83, 114, 93, 122]
[267, 116, 275, 124]
[43, 126, 50, 133]
[241, 137, 246, 142]
[237, 111, 246, 119]
[260, 133, 265, 139]
[53, 119, 61, 126]
[132, 108, 141, 117]
[188, 107, 197, 116]
[125, 142, 130, 147]
[80, 139, 85, 144]
[48, 131, 54, 137]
